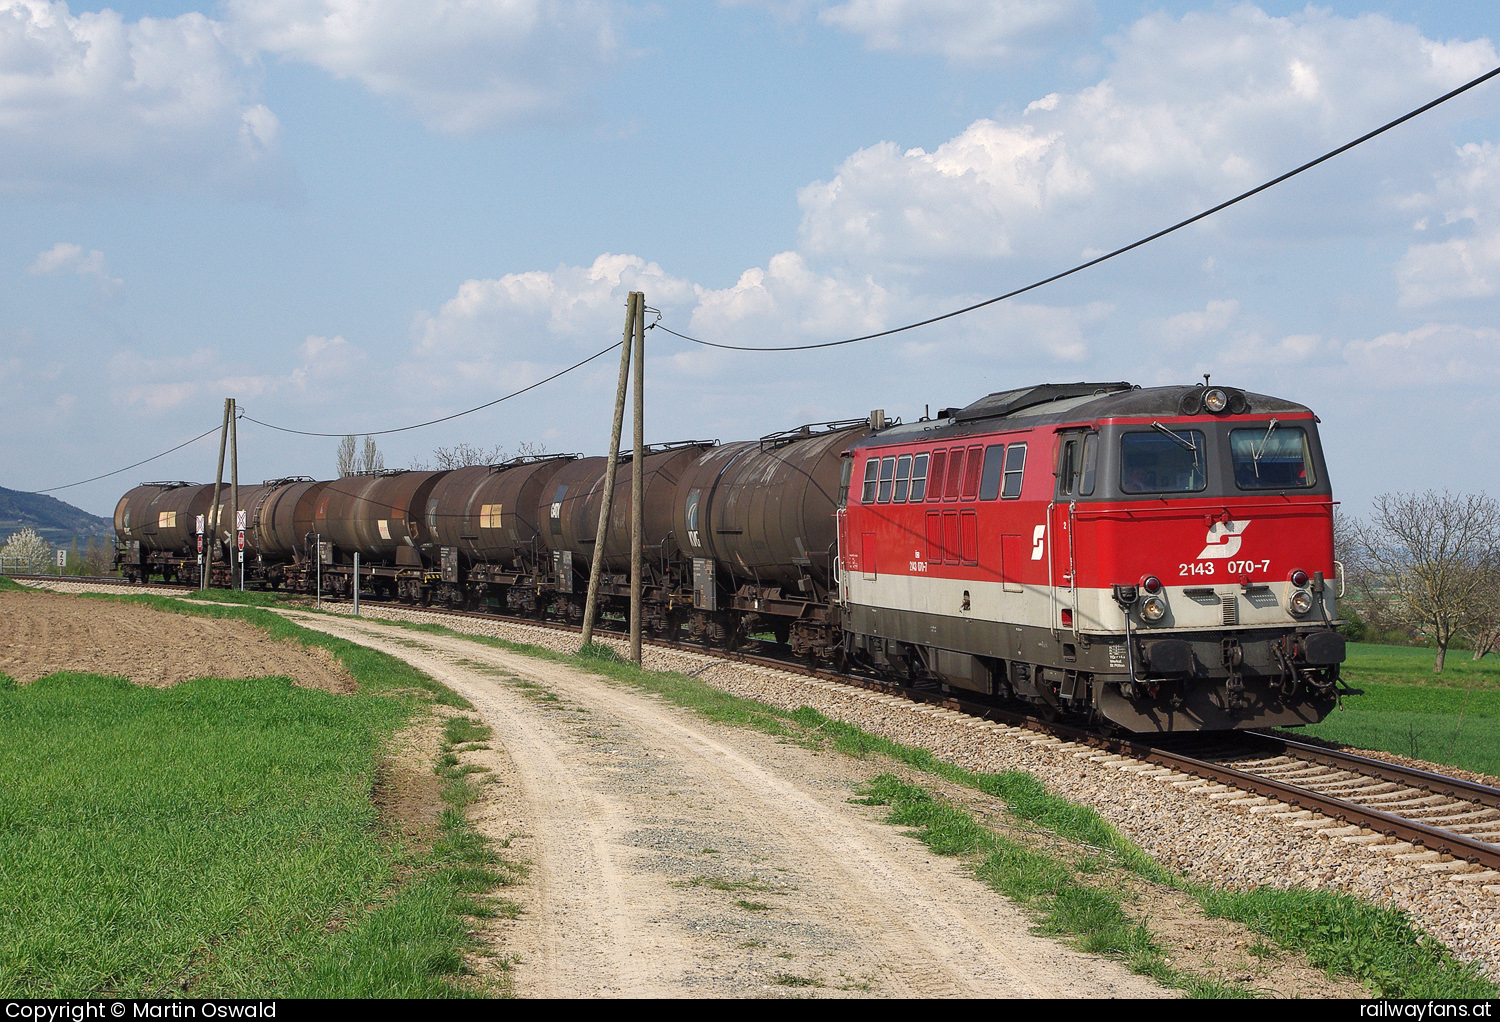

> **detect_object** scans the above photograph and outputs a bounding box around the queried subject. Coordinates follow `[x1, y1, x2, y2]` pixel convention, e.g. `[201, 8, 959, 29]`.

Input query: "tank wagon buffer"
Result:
[840, 382, 1349, 732]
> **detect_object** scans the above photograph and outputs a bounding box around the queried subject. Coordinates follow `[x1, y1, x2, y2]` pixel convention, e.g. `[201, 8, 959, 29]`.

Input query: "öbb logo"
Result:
[1197, 520, 1250, 559]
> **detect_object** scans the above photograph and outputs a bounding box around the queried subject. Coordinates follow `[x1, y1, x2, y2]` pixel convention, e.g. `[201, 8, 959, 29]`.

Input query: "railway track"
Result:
[15, 573, 1500, 885]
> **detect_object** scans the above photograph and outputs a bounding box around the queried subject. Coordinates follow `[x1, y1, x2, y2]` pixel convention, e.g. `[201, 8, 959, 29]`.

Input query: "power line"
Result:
[652, 62, 1500, 353]
[243, 341, 622, 438]
[28, 424, 224, 494]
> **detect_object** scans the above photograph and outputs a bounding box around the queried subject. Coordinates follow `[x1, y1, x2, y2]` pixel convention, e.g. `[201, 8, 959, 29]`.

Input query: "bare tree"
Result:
[360, 436, 385, 473]
[1355, 490, 1500, 672]
[409, 440, 548, 471]
[336, 435, 357, 477]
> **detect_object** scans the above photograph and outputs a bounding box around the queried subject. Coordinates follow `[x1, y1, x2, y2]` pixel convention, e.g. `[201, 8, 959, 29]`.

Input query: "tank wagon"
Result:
[114, 381, 1349, 732]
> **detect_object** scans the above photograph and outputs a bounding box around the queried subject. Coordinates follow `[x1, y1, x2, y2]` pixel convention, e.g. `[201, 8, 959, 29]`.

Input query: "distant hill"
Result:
[0, 486, 114, 548]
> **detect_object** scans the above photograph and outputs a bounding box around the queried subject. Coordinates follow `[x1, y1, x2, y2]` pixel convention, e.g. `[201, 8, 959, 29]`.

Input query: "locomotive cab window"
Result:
[1057, 434, 1097, 497]
[1120, 430, 1206, 493]
[978, 444, 1006, 500]
[861, 458, 879, 504]
[876, 456, 897, 503]
[1002, 443, 1027, 499]
[892, 454, 913, 502]
[908, 453, 929, 502]
[1231, 424, 1314, 489]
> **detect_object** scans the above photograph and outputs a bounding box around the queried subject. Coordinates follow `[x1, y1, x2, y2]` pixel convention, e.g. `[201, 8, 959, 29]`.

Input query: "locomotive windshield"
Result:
[1119, 430, 1207, 493]
[1230, 424, 1315, 489]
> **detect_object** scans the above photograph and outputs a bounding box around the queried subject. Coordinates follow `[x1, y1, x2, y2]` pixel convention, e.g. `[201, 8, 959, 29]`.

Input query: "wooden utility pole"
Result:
[580, 291, 637, 648]
[208, 397, 232, 589]
[629, 291, 645, 664]
[229, 399, 240, 591]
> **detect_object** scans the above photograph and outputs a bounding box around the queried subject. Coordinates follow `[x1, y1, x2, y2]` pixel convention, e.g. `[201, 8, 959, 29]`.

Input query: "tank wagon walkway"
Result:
[277, 608, 1170, 998]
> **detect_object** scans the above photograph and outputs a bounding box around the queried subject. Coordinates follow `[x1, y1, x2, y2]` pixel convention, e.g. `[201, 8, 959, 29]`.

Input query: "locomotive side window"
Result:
[1079, 434, 1098, 495]
[909, 453, 929, 502]
[1230, 425, 1314, 489]
[979, 444, 1006, 500]
[1002, 443, 1027, 499]
[959, 445, 983, 500]
[1120, 431, 1206, 493]
[861, 458, 879, 504]
[1057, 439, 1078, 496]
[944, 447, 964, 500]
[877, 456, 897, 503]
[892, 454, 913, 502]
[927, 451, 946, 502]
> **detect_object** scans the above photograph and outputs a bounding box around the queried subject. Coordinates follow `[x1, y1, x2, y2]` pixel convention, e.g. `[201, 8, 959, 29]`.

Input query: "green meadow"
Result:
[0, 595, 512, 998]
[1296, 643, 1500, 777]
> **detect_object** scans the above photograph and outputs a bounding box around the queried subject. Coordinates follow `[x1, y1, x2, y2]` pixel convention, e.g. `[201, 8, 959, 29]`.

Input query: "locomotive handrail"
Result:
[1070, 498, 1335, 520]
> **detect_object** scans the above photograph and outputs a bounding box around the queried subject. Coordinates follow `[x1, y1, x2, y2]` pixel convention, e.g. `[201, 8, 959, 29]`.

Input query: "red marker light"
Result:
[1290, 570, 1308, 587]
[1142, 575, 1162, 594]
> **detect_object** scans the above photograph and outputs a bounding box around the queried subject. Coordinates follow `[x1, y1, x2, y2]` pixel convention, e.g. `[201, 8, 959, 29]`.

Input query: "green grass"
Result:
[1197, 888, 1495, 999]
[854, 773, 1239, 996]
[1343, 642, 1500, 690]
[1297, 682, 1500, 776]
[0, 595, 516, 998]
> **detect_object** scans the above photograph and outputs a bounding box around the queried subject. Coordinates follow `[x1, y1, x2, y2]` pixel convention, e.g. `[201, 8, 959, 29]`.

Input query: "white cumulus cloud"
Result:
[1396, 142, 1500, 307]
[26, 241, 122, 290]
[225, 0, 619, 133]
[0, 0, 289, 197]
[796, 6, 1497, 273]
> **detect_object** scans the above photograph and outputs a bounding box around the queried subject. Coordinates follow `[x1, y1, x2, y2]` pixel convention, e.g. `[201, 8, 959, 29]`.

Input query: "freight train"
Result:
[114, 381, 1348, 732]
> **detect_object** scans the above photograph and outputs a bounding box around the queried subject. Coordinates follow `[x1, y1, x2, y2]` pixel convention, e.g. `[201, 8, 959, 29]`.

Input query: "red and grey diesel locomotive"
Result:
[114, 381, 1347, 732]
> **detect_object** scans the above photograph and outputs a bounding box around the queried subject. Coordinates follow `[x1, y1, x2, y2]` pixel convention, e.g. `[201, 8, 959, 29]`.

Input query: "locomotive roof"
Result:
[853, 382, 1315, 448]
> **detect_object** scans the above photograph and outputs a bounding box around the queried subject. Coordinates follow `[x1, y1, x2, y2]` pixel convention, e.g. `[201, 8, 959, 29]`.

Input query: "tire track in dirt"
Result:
[278, 609, 1172, 999]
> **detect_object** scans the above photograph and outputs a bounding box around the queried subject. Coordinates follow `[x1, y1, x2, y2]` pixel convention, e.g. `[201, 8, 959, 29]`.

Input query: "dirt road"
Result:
[278, 609, 1171, 998]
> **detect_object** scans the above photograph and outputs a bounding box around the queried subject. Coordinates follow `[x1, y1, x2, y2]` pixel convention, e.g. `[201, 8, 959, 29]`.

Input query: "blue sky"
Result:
[3, 0, 1498, 518]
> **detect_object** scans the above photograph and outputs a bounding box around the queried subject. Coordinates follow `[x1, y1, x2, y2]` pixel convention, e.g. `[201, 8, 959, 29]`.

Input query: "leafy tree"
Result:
[1354, 491, 1500, 672]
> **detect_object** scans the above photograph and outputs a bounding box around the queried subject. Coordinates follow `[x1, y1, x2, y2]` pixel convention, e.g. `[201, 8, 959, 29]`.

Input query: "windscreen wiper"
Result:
[1151, 421, 1196, 452]
[1250, 418, 1280, 478]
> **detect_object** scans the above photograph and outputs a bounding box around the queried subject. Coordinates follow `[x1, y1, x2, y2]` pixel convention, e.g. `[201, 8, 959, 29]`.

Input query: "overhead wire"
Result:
[649, 62, 1500, 352]
[28, 424, 225, 494]
[241, 340, 623, 438]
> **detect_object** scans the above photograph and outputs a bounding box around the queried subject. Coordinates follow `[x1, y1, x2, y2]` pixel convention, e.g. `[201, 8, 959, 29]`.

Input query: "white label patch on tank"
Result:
[378, 520, 391, 540]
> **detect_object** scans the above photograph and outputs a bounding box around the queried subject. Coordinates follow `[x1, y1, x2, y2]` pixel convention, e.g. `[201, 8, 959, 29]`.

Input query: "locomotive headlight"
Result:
[1139, 595, 1168, 623]
[1204, 388, 1229, 413]
[1288, 589, 1314, 616]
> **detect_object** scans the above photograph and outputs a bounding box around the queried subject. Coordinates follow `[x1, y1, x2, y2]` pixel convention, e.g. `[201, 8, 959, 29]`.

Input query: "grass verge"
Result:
[0, 593, 516, 997]
[369, 617, 1497, 998]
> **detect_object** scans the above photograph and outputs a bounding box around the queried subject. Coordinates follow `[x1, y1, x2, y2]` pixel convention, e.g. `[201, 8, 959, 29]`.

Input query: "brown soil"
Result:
[0, 590, 356, 692]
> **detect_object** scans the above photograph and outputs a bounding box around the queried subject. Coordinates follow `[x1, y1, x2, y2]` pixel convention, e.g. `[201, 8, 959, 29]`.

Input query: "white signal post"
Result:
[236, 508, 247, 591]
